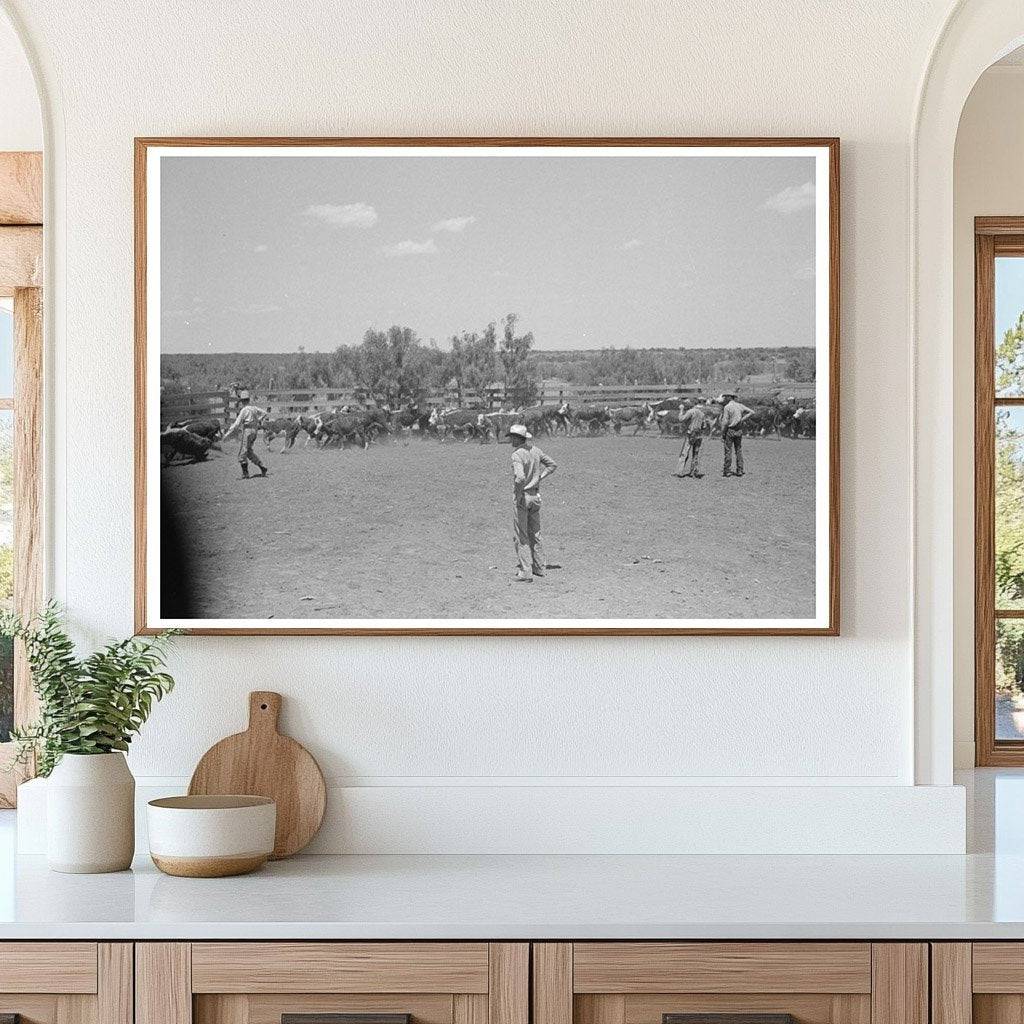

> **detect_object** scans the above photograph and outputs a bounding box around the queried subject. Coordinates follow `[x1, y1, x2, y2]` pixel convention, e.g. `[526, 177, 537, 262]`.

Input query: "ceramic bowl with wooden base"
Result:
[147, 795, 276, 877]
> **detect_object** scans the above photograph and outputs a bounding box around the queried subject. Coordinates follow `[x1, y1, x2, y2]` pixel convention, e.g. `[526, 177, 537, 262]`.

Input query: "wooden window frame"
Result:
[975, 217, 1024, 765]
[0, 151, 43, 806]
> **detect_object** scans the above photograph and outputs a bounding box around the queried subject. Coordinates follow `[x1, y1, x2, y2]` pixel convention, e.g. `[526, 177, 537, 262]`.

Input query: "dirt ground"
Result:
[161, 431, 817, 622]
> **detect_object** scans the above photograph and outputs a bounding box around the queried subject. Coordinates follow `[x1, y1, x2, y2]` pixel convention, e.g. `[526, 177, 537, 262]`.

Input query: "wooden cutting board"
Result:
[188, 691, 326, 859]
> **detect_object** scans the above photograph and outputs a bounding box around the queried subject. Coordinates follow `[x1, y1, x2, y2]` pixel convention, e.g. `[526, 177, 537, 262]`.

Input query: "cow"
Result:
[571, 404, 611, 436]
[167, 415, 223, 443]
[264, 414, 319, 451]
[738, 406, 779, 437]
[390, 403, 427, 438]
[438, 408, 490, 443]
[354, 407, 390, 444]
[792, 407, 817, 438]
[547, 401, 573, 435]
[261, 416, 299, 448]
[515, 405, 552, 438]
[160, 426, 217, 465]
[608, 403, 654, 435]
[314, 412, 366, 449]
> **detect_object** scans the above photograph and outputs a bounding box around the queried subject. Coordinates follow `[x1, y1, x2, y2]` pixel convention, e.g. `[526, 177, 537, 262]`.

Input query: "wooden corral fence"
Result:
[160, 380, 816, 426]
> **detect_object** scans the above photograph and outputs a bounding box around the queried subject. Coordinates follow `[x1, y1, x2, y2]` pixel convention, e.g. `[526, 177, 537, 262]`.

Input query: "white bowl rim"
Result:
[148, 795, 275, 810]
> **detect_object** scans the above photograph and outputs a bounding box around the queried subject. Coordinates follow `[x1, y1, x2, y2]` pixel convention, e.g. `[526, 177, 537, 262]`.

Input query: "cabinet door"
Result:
[935, 943, 1024, 1024]
[534, 944, 927, 1024]
[0, 943, 132, 1024]
[137, 943, 528, 1024]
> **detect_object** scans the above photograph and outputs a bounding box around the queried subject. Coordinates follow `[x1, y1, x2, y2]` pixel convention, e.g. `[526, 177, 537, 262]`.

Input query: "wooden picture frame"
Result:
[135, 137, 840, 637]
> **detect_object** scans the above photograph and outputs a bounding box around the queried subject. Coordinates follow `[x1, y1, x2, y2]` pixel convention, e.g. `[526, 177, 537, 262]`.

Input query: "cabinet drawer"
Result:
[534, 944, 925, 1024]
[572, 944, 872, 994]
[0, 943, 130, 1024]
[0, 942, 98, 993]
[139, 942, 528, 1024]
[191, 943, 490, 993]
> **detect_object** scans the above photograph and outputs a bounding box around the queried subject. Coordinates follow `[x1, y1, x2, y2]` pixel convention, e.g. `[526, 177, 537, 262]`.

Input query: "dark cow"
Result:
[739, 406, 779, 437]
[315, 412, 366, 449]
[390, 403, 434, 438]
[570, 404, 611, 436]
[439, 409, 490, 443]
[261, 416, 297, 447]
[264, 414, 319, 450]
[168, 415, 223, 442]
[356, 407, 391, 444]
[608, 403, 654, 435]
[160, 426, 217, 465]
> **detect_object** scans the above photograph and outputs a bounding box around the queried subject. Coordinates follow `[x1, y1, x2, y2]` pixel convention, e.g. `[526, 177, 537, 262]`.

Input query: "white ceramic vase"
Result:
[46, 752, 135, 873]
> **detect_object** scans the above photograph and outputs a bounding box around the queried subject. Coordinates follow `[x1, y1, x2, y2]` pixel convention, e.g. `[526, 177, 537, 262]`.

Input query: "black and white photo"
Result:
[136, 139, 839, 634]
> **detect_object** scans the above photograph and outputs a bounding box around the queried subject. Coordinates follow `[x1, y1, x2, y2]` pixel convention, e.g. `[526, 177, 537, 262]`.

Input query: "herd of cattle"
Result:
[160, 394, 817, 465]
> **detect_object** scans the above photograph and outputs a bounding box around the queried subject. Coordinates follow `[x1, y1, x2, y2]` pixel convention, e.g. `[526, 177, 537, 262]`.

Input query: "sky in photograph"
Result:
[159, 151, 819, 354]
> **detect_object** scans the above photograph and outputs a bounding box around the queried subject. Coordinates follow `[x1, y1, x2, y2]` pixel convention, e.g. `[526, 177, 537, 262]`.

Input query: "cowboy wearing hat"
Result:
[673, 400, 710, 479]
[508, 424, 557, 583]
[717, 390, 754, 477]
[222, 392, 269, 479]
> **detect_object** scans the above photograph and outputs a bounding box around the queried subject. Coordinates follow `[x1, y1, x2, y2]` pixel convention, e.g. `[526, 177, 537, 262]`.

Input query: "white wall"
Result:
[1, 0, 972, 851]
[952, 66, 1024, 768]
[0, 10, 39, 151]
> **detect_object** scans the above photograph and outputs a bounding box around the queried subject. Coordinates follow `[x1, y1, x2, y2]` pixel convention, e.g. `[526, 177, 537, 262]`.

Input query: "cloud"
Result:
[303, 202, 378, 227]
[793, 259, 815, 280]
[763, 181, 815, 214]
[431, 215, 477, 233]
[622, 238, 642, 250]
[382, 238, 438, 256]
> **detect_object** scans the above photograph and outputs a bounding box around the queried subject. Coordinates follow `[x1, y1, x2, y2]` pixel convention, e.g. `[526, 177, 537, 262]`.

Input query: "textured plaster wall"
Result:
[1, 0, 959, 799]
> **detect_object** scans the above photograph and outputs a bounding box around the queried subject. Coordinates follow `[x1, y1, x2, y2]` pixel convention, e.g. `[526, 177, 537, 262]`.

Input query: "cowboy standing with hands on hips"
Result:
[718, 391, 754, 477]
[508, 423, 557, 583]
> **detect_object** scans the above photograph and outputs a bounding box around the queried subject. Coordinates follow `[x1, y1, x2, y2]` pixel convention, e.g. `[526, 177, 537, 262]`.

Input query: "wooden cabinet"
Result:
[136, 943, 528, 1024]
[0, 943, 132, 1024]
[931, 943, 1024, 1024]
[533, 944, 928, 1024]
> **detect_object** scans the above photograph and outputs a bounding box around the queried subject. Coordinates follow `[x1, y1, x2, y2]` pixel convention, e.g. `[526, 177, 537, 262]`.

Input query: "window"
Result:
[976, 220, 1024, 764]
[0, 288, 41, 806]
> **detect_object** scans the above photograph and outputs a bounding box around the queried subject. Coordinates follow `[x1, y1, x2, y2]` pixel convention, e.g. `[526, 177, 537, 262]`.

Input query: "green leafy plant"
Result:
[0, 603, 178, 776]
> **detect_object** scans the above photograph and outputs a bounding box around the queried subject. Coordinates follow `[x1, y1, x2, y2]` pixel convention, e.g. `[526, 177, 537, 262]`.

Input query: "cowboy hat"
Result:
[507, 424, 532, 439]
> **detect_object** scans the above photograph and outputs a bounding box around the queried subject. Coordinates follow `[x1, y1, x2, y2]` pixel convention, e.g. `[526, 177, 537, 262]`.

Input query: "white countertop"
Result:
[1, 770, 1022, 941]
[0, 850, 1023, 940]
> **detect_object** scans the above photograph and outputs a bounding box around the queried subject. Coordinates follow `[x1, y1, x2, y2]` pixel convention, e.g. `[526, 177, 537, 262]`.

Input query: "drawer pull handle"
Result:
[283, 1016, 411, 1024]
[664, 1016, 797, 1024]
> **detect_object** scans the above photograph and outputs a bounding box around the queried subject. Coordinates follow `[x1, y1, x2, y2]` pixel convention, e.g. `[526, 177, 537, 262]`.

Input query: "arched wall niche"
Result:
[914, 0, 1024, 784]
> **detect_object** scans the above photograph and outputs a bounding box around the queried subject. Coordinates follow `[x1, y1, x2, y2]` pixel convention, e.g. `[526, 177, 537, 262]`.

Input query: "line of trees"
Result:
[162, 313, 539, 408]
[161, 322, 816, 402]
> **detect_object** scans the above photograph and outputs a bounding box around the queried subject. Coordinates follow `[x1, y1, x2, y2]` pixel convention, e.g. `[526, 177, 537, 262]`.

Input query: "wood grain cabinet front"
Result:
[0, 943, 132, 1024]
[931, 943, 1024, 1024]
[533, 944, 929, 1024]
[136, 943, 528, 1024]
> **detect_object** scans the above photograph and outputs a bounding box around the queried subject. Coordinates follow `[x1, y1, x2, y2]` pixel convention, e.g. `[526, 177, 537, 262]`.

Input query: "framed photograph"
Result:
[135, 137, 839, 636]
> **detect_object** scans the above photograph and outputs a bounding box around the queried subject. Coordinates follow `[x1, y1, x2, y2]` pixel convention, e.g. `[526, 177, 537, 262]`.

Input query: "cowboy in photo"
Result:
[509, 423, 557, 583]
[673, 400, 710, 479]
[222, 392, 270, 479]
[717, 390, 754, 478]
